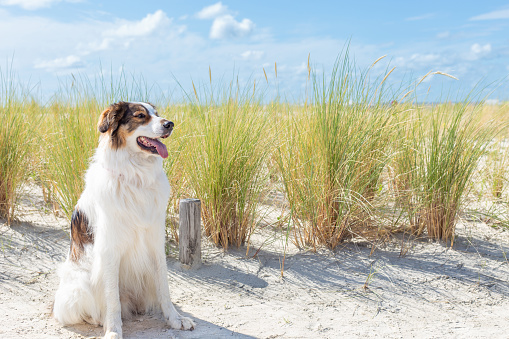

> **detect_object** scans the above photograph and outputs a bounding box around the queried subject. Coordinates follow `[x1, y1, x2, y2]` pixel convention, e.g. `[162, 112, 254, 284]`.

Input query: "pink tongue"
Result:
[148, 138, 168, 159]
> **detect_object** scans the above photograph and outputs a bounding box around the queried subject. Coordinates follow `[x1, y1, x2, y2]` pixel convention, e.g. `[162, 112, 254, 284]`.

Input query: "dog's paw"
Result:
[103, 331, 121, 339]
[167, 315, 195, 331]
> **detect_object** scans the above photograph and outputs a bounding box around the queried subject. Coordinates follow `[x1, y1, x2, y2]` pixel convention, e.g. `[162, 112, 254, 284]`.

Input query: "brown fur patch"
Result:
[97, 102, 154, 150]
[97, 102, 127, 134]
[70, 208, 93, 262]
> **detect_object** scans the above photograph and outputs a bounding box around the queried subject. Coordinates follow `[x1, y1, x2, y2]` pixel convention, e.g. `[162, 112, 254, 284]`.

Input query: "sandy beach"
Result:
[1, 183, 508, 339]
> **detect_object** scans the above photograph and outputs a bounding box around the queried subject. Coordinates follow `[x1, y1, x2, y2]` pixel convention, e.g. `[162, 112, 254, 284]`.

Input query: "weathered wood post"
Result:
[179, 198, 201, 269]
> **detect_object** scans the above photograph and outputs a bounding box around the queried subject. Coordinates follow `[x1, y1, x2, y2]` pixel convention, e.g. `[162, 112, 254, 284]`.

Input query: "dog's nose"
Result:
[163, 121, 174, 129]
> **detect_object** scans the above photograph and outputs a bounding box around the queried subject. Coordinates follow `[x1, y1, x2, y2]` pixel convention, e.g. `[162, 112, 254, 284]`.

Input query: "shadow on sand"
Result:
[64, 308, 258, 339]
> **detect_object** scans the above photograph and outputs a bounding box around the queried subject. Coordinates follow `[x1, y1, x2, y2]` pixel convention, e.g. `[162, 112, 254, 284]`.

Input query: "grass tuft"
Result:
[180, 81, 272, 249]
[0, 68, 36, 223]
[276, 51, 397, 250]
[391, 99, 503, 244]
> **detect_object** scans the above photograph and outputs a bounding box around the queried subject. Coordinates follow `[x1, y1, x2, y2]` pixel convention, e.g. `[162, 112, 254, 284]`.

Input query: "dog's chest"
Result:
[115, 181, 169, 227]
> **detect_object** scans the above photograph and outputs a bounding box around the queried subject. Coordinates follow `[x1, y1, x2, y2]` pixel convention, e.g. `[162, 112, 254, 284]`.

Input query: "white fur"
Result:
[53, 102, 194, 338]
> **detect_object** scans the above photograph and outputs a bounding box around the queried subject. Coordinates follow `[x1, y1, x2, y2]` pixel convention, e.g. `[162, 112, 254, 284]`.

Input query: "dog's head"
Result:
[98, 101, 173, 158]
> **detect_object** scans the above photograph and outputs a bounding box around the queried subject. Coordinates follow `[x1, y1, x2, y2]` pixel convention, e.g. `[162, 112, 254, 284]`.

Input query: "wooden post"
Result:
[179, 199, 201, 269]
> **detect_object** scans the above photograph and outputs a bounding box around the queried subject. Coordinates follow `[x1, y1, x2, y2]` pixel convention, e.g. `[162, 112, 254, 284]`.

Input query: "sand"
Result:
[1, 184, 508, 339]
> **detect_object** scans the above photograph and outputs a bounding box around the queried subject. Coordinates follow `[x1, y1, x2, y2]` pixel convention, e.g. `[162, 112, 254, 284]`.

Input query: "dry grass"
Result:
[0, 101, 36, 223]
[1, 61, 508, 252]
[177, 82, 273, 250]
[275, 53, 397, 250]
[390, 101, 504, 244]
[0, 68, 38, 223]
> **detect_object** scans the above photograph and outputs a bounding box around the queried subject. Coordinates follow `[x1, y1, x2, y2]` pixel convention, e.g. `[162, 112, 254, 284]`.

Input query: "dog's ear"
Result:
[98, 101, 128, 134]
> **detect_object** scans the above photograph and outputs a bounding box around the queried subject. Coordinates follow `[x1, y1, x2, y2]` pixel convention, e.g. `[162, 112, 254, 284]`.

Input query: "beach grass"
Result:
[42, 99, 100, 219]
[178, 80, 273, 249]
[1, 60, 508, 251]
[0, 67, 38, 224]
[391, 99, 504, 243]
[485, 136, 509, 200]
[275, 52, 397, 250]
[0, 100, 37, 223]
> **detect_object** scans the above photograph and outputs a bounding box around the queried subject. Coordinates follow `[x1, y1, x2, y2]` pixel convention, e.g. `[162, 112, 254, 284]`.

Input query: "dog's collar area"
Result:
[101, 165, 125, 179]
[100, 164, 148, 187]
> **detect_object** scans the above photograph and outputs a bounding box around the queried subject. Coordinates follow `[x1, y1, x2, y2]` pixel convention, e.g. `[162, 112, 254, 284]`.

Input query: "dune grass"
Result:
[179, 81, 273, 249]
[0, 67, 38, 224]
[1, 59, 508, 251]
[42, 100, 100, 218]
[161, 104, 194, 241]
[0, 100, 36, 223]
[275, 53, 397, 250]
[488, 143, 509, 199]
[391, 100, 502, 243]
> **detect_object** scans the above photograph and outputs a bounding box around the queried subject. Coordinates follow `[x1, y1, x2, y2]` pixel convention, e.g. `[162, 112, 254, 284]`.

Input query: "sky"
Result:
[0, 0, 508, 103]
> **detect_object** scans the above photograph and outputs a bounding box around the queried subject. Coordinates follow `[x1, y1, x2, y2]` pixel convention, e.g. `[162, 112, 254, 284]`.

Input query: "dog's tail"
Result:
[53, 259, 101, 325]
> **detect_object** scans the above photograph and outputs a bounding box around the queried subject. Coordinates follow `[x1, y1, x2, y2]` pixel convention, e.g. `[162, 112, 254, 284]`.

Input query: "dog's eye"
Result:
[135, 113, 145, 118]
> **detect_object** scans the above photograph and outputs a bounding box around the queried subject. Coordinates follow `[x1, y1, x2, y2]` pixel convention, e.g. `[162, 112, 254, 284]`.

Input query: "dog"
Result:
[53, 101, 195, 338]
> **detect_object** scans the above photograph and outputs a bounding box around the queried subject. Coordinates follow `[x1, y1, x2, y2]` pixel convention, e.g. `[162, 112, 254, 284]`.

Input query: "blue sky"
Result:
[1, 0, 508, 102]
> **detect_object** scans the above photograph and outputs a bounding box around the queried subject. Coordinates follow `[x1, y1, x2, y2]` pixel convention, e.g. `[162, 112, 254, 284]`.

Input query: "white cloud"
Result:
[470, 8, 509, 21]
[471, 43, 491, 54]
[210, 14, 254, 39]
[241, 50, 264, 60]
[466, 43, 491, 61]
[464, 43, 491, 61]
[410, 53, 440, 63]
[34, 55, 83, 71]
[0, 0, 79, 10]
[294, 62, 308, 75]
[405, 13, 434, 21]
[196, 2, 229, 19]
[197, 2, 254, 40]
[87, 10, 172, 52]
[436, 31, 450, 39]
[0, 8, 196, 77]
[485, 99, 499, 105]
[395, 53, 442, 69]
[106, 10, 170, 38]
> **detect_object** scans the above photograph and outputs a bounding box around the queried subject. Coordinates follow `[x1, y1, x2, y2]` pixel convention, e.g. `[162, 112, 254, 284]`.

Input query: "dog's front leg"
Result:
[154, 250, 195, 330]
[100, 253, 123, 338]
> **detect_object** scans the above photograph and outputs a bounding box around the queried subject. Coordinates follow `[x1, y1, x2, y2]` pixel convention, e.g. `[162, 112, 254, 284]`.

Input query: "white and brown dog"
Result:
[53, 102, 195, 338]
